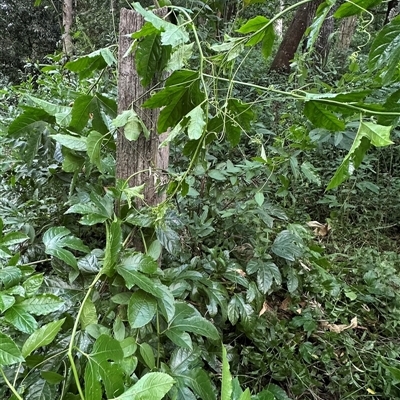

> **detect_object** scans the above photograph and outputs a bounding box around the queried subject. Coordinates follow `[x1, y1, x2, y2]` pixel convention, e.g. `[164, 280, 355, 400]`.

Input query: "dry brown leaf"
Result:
[279, 297, 291, 311]
[306, 221, 331, 237]
[259, 301, 274, 316]
[320, 316, 358, 333]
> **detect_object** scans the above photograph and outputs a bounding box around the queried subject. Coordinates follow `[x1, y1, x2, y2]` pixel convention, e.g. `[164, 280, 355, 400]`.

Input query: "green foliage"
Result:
[1, 0, 400, 399]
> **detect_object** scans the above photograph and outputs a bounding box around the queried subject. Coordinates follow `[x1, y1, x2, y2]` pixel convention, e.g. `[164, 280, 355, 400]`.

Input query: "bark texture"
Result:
[385, 0, 399, 24]
[117, 7, 169, 207]
[270, 0, 323, 73]
[62, 0, 74, 56]
[336, 16, 357, 51]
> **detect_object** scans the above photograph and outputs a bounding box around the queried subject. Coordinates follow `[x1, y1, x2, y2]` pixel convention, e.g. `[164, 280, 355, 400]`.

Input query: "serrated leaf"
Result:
[85, 335, 124, 400]
[287, 268, 299, 293]
[5, 306, 38, 333]
[19, 294, 64, 315]
[136, 32, 162, 87]
[0, 333, 24, 366]
[143, 70, 204, 133]
[43, 227, 89, 269]
[304, 101, 345, 131]
[22, 318, 65, 357]
[257, 267, 273, 294]
[111, 372, 175, 400]
[166, 43, 194, 72]
[271, 230, 303, 261]
[22, 274, 44, 297]
[128, 290, 157, 328]
[301, 161, 321, 185]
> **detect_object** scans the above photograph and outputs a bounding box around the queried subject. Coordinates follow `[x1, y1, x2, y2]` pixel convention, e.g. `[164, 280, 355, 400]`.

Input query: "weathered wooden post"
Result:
[117, 7, 169, 206]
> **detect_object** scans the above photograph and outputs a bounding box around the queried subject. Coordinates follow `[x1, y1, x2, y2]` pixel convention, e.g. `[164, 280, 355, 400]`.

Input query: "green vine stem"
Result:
[67, 270, 103, 400]
[0, 367, 23, 400]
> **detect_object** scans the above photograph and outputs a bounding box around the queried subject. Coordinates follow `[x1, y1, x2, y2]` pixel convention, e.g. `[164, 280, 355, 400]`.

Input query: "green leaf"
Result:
[116, 267, 164, 295]
[80, 298, 98, 329]
[0, 294, 15, 312]
[334, 0, 383, 18]
[327, 121, 393, 189]
[0, 333, 24, 366]
[261, 25, 275, 59]
[237, 15, 270, 34]
[50, 134, 87, 151]
[43, 227, 89, 269]
[166, 43, 194, 72]
[22, 318, 65, 357]
[111, 372, 175, 400]
[238, 388, 251, 400]
[165, 328, 193, 349]
[19, 294, 64, 315]
[5, 306, 38, 333]
[301, 161, 321, 185]
[271, 230, 303, 261]
[41, 371, 65, 384]
[86, 131, 104, 172]
[169, 303, 219, 340]
[25, 95, 72, 126]
[8, 106, 55, 136]
[65, 49, 115, 79]
[0, 231, 29, 247]
[188, 368, 217, 400]
[102, 220, 122, 276]
[257, 267, 273, 294]
[65, 192, 114, 225]
[112, 109, 144, 141]
[84, 335, 124, 400]
[136, 33, 163, 87]
[132, 2, 189, 46]
[287, 268, 299, 293]
[0, 266, 22, 289]
[369, 15, 400, 84]
[128, 290, 157, 328]
[187, 105, 206, 140]
[304, 101, 345, 131]
[140, 342, 156, 369]
[22, 274, 43, 297]
[306, 1, 335, 52]
[254, 192, 264, 206]
[119, 252, 158, 274]
[221, 346, 232, 400]
[143, 70, 204, 133]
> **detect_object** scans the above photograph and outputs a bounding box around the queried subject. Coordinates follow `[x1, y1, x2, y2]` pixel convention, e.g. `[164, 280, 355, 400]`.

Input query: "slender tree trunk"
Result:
[336, 16, 357, 51]
[274, 0, 284, 38]
[62, 0, 74, 56]
[270, 0, 323, 73]
[117, 8, 169, 207]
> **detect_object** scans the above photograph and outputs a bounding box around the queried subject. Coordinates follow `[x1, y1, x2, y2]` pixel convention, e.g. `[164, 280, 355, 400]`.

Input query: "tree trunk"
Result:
[62, 0, 74, 56]
[274, 0, 284, 38]
[336, 16, 357, 51]
[117, 8, 169, 208]
[306, 2, 334, 66]
[385, 0, 399, 24]
[270, 0, 323, 73]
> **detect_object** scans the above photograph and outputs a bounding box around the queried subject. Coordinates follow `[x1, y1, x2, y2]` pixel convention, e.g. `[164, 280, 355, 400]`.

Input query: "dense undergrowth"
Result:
[1, 1, 400, 399]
